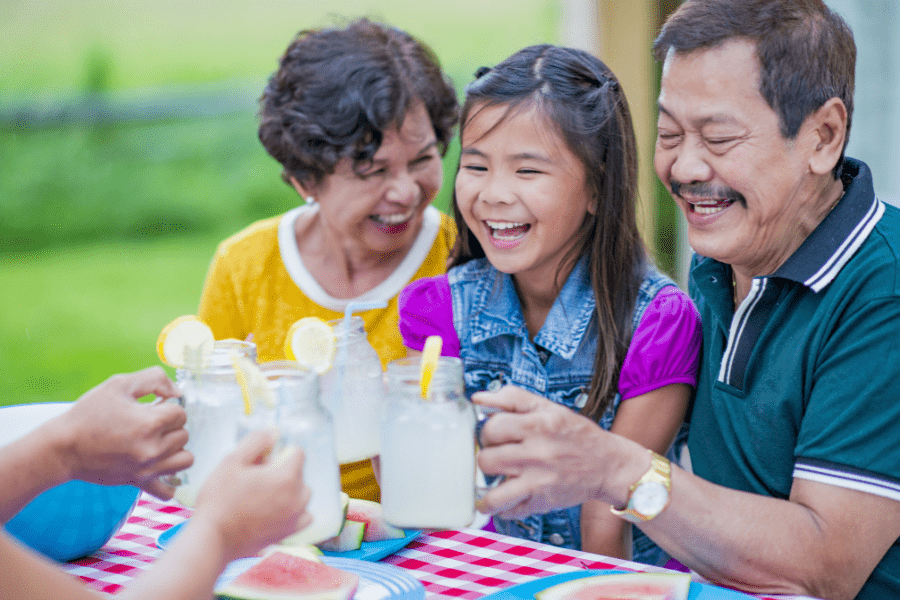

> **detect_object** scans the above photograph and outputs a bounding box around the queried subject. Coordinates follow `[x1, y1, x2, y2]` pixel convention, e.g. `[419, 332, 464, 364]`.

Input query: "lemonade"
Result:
[259, 362, 343, 546]
[175, 395, 241, 507]
[278, 424, 343, 545]
[173, 340, 256, 507]
[380, 356, 476, 530]
[318, 316, 384, 463]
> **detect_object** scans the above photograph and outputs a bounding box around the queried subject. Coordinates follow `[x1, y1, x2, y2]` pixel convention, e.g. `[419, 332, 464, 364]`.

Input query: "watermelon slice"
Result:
[346, 498, 405, 542]
[216, 547, 359, 600]
[280, 492, 350, 548]
[317, 519, 366, 552]
[535, 572, 691, 600]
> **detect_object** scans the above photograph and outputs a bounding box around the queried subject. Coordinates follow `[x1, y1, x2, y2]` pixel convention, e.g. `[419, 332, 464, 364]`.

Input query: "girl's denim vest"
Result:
[449, 257, 684, 565]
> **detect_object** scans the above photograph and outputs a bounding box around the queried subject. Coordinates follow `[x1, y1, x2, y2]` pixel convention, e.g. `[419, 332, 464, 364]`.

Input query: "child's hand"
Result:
[193, 431, 311, 562]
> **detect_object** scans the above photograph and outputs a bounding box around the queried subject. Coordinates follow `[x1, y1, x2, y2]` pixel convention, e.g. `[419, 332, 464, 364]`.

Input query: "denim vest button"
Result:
[548, 533, 565, 546]
[487, 379, 502, 392]
[575, 392, 588, 408]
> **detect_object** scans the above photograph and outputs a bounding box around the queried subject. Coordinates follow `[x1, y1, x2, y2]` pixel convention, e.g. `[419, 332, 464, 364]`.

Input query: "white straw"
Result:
[334, 300, 388, 405]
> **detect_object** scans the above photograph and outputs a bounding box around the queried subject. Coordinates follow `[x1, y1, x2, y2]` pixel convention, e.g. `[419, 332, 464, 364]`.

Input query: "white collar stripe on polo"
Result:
[719, 277, 767, 385]
[805, 198, 884, 292]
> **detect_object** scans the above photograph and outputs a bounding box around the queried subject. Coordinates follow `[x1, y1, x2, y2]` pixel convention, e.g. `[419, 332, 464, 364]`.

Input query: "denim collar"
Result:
[468, 256, 595, 360]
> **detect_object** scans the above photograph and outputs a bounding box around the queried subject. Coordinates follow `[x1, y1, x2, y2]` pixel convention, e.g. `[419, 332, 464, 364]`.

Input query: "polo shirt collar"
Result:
[772, 157, 884, 292]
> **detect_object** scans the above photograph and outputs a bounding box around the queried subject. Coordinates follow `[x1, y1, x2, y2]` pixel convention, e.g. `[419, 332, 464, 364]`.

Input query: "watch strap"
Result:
[610, 449, 672, 523]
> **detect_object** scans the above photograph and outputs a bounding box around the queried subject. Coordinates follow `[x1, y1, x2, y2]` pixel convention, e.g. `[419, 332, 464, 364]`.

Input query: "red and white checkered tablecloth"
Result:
[61, 496, 189, 594]
[59, 494, 814, 600]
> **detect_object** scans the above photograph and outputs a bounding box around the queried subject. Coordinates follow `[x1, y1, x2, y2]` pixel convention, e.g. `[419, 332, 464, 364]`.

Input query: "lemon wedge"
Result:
[284, 317, 337, 374]
[420, 335, 442, 399]
[232, 356, 277, 415]
[156, 315, 214, 370]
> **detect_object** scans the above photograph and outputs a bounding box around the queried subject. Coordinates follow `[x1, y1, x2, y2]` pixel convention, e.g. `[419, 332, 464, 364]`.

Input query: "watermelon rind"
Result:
[535, 572, 691, 600]
[346, 498, 405, 542]
[317, 519, 366, 552]
[280, 493, 350, 548]
[277, 545, 323, 561]
[215, 548, 358, 600]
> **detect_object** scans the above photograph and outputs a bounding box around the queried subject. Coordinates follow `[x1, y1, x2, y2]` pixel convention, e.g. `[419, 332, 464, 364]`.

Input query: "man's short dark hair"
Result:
[654, 0, 855, 177]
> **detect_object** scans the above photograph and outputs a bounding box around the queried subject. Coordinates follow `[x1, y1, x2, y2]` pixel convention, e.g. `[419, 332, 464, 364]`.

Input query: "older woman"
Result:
[198, 18, 458, 502]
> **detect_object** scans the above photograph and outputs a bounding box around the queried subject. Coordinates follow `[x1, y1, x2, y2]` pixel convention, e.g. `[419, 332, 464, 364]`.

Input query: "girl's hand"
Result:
[193, 432, 311, 562]
[472, 385, 614, 519]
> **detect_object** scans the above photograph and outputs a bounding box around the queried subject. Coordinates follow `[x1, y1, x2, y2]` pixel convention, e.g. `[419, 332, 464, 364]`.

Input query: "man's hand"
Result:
[473, 385, 614, 518]
[53, 367, 192, 499]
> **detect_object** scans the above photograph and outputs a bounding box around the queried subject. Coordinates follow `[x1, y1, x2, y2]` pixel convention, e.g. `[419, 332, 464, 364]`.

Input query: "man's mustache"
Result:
[669, 180, 747, 208]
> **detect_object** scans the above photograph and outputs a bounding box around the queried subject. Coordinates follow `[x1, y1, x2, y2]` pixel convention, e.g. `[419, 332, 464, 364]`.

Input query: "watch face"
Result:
[632, 481, 669, 516]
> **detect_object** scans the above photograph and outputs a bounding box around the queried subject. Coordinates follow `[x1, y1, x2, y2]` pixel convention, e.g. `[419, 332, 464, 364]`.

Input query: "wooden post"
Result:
[560, 0, 685, 279]
[592, 0, 658, 260]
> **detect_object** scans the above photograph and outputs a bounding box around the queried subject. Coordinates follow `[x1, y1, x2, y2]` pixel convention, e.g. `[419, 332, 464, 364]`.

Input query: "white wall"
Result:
[826, 0, 900, 207]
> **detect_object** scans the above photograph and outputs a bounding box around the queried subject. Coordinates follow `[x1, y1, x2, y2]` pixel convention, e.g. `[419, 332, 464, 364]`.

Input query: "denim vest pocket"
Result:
[464, 366, 509, 400]
[548, 383, 589, 410]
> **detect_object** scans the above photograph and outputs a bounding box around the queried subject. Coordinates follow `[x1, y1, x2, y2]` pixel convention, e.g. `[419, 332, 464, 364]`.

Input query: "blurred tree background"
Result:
[0, 0, 562, 405]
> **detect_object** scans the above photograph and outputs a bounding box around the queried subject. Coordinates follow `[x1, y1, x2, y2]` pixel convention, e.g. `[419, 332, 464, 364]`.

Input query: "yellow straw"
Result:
[420, 336, 442, 399]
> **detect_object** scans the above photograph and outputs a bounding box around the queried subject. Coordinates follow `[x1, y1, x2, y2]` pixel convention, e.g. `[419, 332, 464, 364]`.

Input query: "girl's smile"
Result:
[456, 103, 592, 288]
[485, 220, 530, 247]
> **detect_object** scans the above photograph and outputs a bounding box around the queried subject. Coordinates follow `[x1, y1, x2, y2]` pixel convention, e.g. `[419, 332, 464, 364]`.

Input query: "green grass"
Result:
[1, 0, 558, 93]
[1, 0, 558, 406]
[0, 234, 220, 404]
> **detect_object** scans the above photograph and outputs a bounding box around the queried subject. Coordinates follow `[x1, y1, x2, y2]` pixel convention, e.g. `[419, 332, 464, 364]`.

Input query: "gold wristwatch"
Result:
[610, 450, 672, 523]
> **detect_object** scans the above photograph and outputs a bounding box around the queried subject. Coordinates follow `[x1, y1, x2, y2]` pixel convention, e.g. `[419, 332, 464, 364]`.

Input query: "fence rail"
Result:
[0, 78, 265, 128]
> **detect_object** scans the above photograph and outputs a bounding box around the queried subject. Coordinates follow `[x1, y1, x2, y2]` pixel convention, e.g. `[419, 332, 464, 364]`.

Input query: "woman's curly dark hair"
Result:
[258, 18, 459, 188]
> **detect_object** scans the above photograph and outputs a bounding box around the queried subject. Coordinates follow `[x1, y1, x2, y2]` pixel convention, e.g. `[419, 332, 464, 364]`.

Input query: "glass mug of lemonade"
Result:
[257, 361, 343, 546]
[379, 356, 476, 530]
[318, 316, 384, 463]
[174, 340, 257, 507]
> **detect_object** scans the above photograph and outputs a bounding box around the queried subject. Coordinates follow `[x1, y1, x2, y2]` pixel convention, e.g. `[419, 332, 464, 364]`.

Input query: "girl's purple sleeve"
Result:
[618, 286, 702, 401]
[397, 275, 461, 357]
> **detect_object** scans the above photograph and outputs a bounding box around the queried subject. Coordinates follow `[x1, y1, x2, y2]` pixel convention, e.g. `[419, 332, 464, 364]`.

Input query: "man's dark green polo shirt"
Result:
[688, 158, 900, 599]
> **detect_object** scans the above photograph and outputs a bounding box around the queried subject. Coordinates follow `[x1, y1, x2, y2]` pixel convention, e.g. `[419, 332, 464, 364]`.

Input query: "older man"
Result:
[474, 1, 900, 599]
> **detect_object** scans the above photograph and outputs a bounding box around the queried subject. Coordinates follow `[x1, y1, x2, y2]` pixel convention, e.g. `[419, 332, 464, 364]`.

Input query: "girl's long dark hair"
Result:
[452, 45, 647, 421]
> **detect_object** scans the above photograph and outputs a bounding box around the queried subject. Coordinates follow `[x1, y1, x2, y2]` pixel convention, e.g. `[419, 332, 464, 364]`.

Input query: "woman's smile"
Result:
[369, 207, 418, 233]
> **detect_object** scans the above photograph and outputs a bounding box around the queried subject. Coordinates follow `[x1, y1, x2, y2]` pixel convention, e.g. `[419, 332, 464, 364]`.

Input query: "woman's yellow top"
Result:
[198, 204, 455, 501]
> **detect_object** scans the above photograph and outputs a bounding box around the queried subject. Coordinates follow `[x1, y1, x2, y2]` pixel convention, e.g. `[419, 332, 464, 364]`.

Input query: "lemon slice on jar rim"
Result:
[420, 335, 443, 399]
[156, 315, 214, 370]
[232, 356, 277, 416]
[284, 317, 337, 375]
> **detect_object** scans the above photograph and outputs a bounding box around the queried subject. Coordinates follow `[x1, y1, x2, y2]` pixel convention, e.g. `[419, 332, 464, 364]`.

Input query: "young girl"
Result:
[398, 45, 701, 565]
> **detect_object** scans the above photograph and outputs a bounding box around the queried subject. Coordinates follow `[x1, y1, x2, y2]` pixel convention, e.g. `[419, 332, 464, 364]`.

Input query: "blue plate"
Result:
[319, 529, 420, 562]
[215, 555, 424, 600]
[157, 520, 420, 562]
[478, 569, 758, 600]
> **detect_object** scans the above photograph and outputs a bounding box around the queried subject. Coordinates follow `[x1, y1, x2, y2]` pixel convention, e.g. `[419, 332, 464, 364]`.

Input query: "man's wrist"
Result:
[596, 435, 656, 507]
[610, 449, 672, 523]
